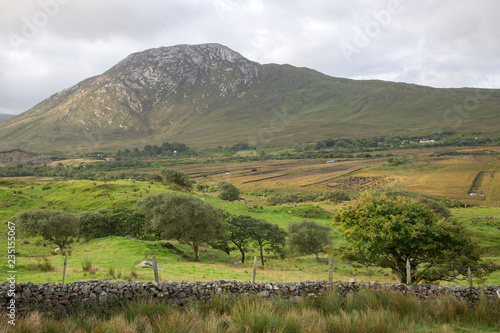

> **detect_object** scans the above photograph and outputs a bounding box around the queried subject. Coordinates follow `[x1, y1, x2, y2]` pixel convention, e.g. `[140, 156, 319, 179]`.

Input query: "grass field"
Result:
[1, 169, 500, 286]
[0, 177, 369, 284]
[1, 148, 500, 286]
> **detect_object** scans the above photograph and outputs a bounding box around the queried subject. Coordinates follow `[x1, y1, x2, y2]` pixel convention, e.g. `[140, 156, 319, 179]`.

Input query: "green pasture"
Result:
[0, 177, 499, 285]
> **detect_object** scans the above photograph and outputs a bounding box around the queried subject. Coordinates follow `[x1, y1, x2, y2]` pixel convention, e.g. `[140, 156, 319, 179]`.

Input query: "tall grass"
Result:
[3, 290, 499, 333]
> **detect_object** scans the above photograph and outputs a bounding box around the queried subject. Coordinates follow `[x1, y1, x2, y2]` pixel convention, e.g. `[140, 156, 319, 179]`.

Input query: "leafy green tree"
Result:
[107, 208, 148, 239]
[13, 209, 79, 253]
[218, 181, 240, 201]
[78, 208, 151, 241]
[226, 214, 259, 263]
[136, 192, 224, 261]
[160, 168, 193, 190]
[78, 209, 111, 240]
[288, 220, 332, 259]
[231, 142, 249, 152]
[330, 193, 497, 283]
[248, 219, 287, 266]
[385, 191, 451, 219]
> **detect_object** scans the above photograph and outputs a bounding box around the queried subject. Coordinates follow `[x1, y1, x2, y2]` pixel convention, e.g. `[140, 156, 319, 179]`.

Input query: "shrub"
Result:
[160, 168, 193, 190]
[265, 195, 284, 206]
[218, 182, 240, 201]
[107, 267, 116, 279]
[82, 259, 92, 272]
[388, 157, 409, 166]
[37, 259, 55, 272]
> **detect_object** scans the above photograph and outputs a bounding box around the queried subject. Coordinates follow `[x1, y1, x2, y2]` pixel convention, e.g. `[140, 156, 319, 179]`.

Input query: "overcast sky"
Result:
[1, 0, 499, 115]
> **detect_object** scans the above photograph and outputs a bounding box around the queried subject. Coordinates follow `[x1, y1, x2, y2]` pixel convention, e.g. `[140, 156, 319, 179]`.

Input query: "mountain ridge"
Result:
[1, 43, 499, 151]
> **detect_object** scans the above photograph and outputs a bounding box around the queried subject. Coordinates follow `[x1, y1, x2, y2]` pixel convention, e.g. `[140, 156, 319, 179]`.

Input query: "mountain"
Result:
[0, 114, 15, 123]
[1, 43, 499, 152]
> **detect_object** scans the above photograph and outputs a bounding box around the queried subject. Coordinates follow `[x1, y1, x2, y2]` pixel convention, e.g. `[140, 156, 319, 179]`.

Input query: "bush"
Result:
[160, 168, 193, 190]
[82, 259, 92, 272]
[218, 182, 240, 201]
[266, 195, 284, 206]
[388, 157, 409, 166]
[37, 259, 55, 272]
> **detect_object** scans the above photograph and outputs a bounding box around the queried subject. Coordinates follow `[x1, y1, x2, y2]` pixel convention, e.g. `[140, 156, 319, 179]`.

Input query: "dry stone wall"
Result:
[1, 280, 499, 314]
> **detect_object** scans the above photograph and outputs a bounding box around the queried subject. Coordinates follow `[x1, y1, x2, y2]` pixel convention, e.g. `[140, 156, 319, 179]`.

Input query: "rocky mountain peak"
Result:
[102, 43, 259, 101]
[119, 43, 251, 68]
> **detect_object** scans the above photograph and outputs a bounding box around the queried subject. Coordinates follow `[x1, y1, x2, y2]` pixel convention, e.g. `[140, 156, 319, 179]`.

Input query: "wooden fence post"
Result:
[468, 267, 473, 288]
[152, 255, 159, 284]
[328, 257, 333, 282]
[251, 256, 258, 284]
[62, 253, 68, 284]
[406, 258, 411, 284]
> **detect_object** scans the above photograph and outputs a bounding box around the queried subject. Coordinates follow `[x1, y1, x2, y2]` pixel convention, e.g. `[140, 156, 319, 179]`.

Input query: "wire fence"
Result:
[17, 254, 492, 288]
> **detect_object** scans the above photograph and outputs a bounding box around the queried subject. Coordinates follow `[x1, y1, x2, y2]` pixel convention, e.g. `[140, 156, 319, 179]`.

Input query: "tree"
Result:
[231, 142, 249, 152]
[12, 209, 79, 254]
[288, 220, 332, 259]
[78, 209, 111, 240]
[78, 208, 150, 241]
[107, 208, 149, 239]
[330, 193, 497, 283]
[248, 219, 287, 266]
[218, 181, 240, 201]
[136, 192, 224, 261]
[226, 214, 259, 263]
[160, 168, 193, 190]
[385, 190, 451, 219]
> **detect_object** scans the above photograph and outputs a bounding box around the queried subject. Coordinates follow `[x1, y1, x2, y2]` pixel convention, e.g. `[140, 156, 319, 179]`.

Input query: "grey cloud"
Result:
[1, 0, 499, 115]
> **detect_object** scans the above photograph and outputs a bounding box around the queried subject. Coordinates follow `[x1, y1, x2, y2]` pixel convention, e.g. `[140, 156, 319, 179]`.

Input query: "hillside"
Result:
[1, 43, 499, 151]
